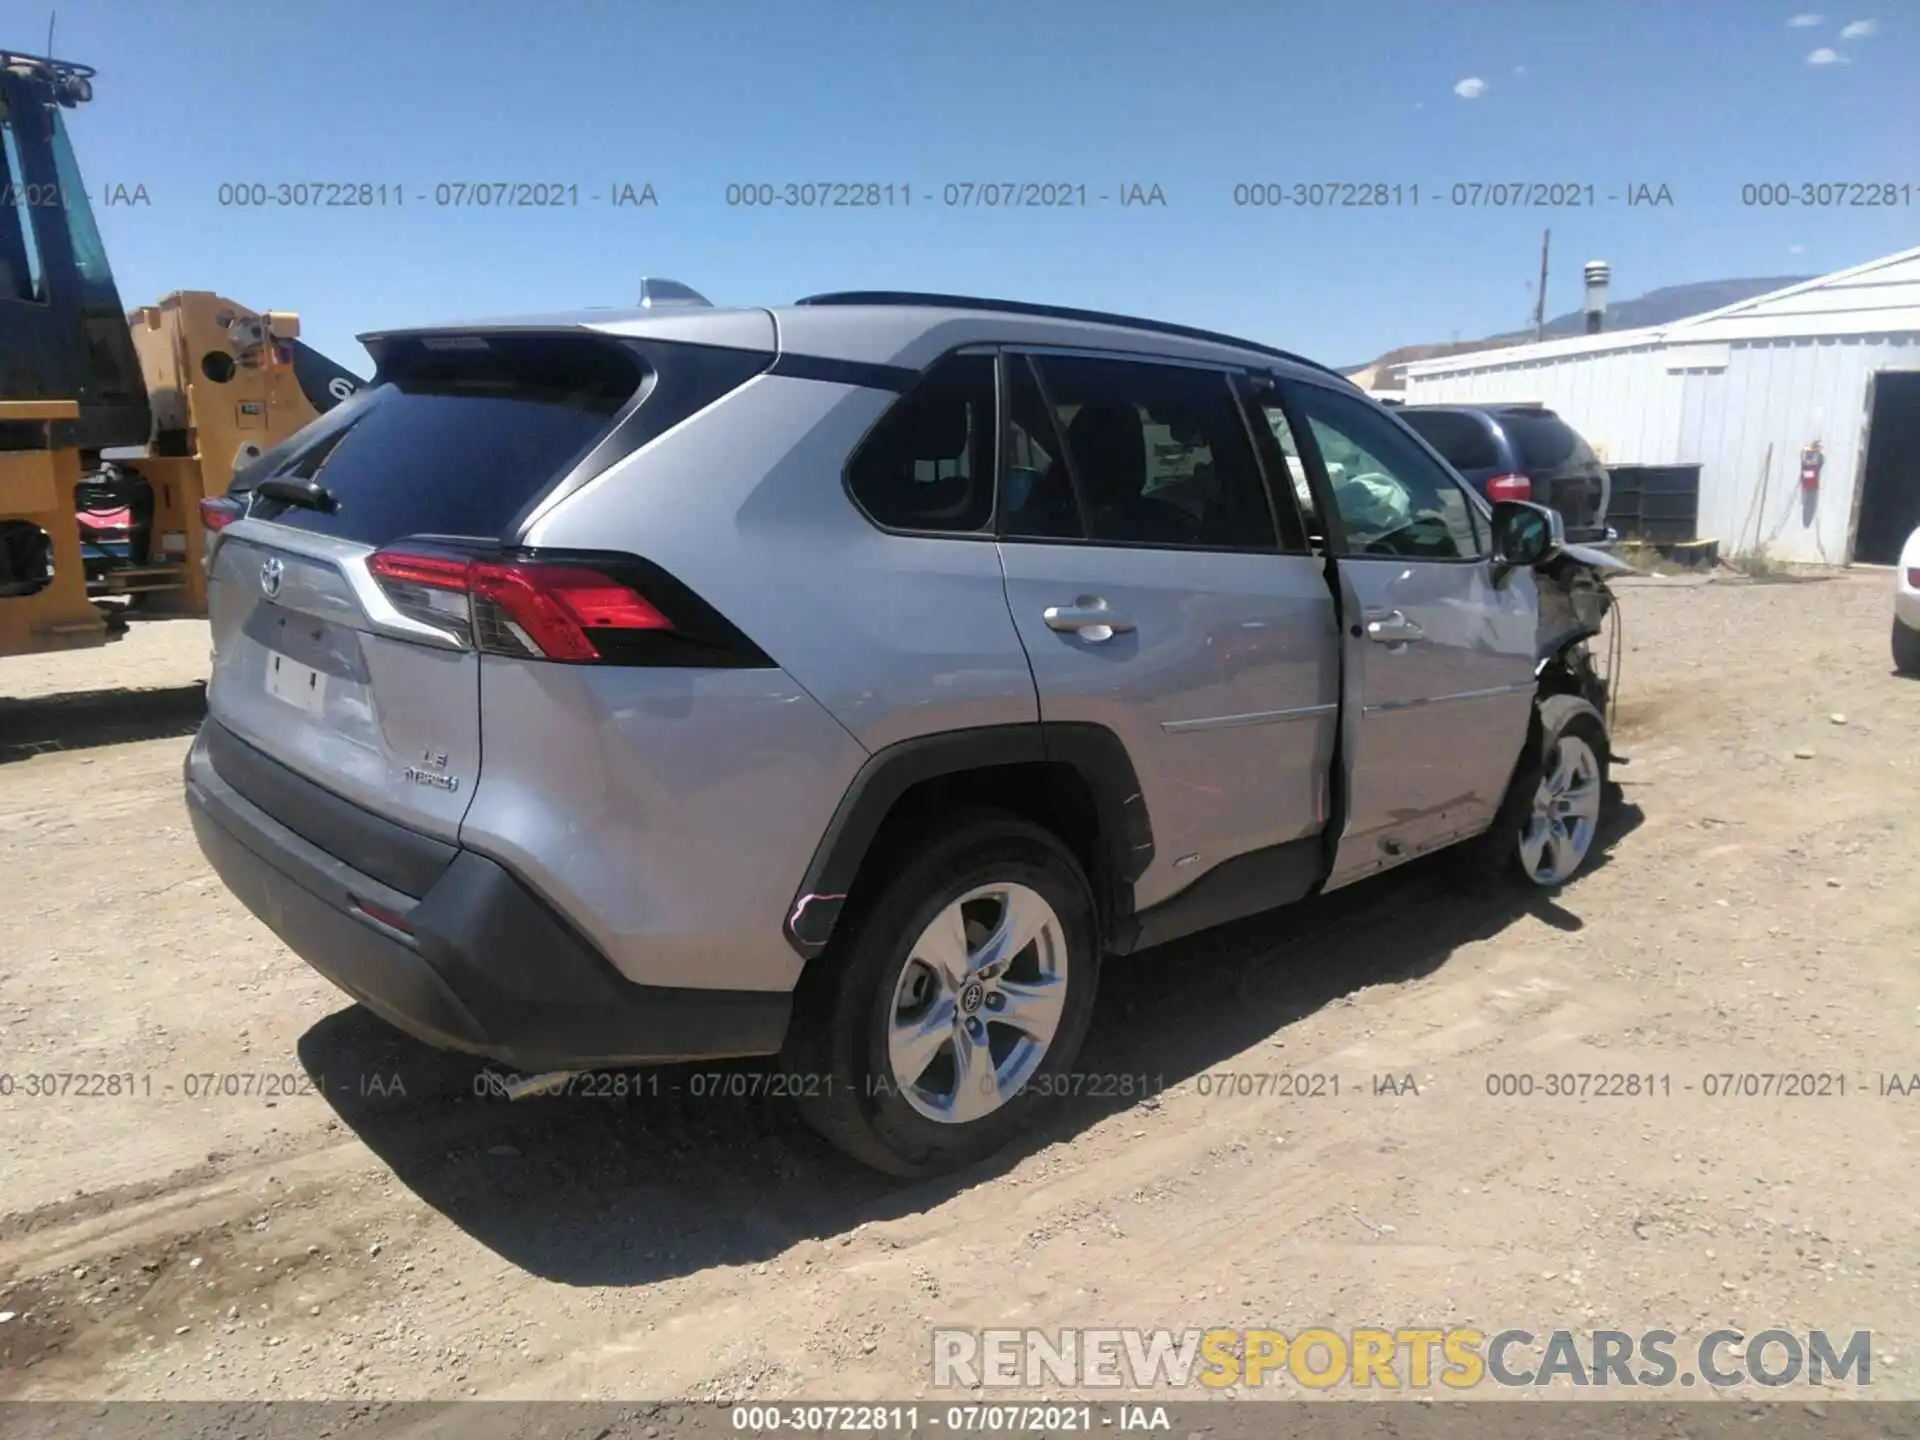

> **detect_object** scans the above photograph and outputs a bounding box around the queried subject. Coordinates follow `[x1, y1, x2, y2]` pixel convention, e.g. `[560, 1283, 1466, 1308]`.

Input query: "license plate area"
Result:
[265, 651, 329, 716]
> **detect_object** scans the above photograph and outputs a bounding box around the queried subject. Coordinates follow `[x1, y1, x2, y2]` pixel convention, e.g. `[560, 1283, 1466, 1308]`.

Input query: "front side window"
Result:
[1286, 383, 1482, 560]
[1008, 354, 1277, 551]
[845, 352, 995, 533]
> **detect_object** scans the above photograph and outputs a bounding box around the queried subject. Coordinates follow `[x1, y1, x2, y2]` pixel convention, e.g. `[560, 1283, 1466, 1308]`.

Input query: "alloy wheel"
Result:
[885, 882, 1068, 1124]
[1518, 733, 1602, 884]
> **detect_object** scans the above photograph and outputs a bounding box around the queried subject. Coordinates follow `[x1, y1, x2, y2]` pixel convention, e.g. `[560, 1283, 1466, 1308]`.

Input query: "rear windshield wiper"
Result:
[254, 477, 340, 513]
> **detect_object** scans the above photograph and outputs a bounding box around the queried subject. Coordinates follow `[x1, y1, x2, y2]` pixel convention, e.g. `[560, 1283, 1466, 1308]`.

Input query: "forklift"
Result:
[1, 50, 364, 659]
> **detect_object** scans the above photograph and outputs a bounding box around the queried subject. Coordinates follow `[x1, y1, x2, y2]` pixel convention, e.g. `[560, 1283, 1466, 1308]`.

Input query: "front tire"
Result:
[1455, 694, 1611, 889]
[1894, 617, 1920, 677]
[781, 809, 1100, 1177]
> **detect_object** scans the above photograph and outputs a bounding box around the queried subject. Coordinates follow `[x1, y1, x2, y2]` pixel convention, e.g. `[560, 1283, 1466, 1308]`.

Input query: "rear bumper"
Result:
[184, 722, 791, 1071]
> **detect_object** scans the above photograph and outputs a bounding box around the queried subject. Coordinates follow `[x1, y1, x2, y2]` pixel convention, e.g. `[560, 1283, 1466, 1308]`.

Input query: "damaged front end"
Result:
[1534, 542, 1632, 719]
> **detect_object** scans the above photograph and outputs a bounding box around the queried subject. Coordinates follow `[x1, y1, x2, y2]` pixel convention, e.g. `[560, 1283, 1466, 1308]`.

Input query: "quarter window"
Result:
[1286, 384, 1482, 560]
[845, 352, 996, 533]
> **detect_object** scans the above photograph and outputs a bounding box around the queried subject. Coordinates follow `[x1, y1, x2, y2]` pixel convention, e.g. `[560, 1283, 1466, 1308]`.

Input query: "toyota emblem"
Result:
[260, 555, 284, 598]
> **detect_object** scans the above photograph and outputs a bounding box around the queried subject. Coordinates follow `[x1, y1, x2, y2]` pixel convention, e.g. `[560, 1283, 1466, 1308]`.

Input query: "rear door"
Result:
[1269, 381, 1537, 888]
[996, 351, 1339, 914]
[204, 331, 648, 840]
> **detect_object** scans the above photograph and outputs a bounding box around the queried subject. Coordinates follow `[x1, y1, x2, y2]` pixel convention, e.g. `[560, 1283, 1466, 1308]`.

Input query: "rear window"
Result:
[1498, 410, 1597, 471]
[247, 333, 647, 546]
[1397, 410, 1501, 471]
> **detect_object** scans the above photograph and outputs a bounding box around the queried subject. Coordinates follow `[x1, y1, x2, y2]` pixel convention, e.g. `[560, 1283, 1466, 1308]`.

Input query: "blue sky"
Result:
[12, 0, 1917, 372]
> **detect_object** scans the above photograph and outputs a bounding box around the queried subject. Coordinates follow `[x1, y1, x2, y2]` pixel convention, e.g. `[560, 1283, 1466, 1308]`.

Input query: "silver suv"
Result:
[185, 285, 1618, 1176]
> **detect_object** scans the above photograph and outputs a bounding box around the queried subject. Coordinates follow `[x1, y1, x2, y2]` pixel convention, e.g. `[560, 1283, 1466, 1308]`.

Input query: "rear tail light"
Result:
[1908, 568, 1920, 589]
[367, 544, 769, 668]
[1485, 474, 1532, 503]
[200, 495, 244, 532]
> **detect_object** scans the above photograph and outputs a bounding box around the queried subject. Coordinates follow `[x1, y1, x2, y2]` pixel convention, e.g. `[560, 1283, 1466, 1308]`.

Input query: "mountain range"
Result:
[1344, 276, 1814, 385]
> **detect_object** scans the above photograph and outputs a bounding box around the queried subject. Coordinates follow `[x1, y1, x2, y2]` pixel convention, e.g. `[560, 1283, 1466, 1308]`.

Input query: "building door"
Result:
[1853, 371, 1920, 566]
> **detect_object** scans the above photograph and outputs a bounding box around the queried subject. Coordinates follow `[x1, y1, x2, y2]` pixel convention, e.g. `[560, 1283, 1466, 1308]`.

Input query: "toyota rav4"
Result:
[184, 284, 1623, 1176]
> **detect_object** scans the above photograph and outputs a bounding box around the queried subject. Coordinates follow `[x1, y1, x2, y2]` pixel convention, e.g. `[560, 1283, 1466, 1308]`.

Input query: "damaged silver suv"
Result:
[184, 285, 1625, 1176]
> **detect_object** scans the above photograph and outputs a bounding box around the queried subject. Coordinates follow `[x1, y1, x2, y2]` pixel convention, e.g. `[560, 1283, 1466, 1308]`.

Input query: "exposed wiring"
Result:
[1606, 587, 1624, 735]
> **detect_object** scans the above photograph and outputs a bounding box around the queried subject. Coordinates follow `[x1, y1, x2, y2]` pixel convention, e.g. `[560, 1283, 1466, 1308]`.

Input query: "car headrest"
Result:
[1065, 403, 1147, 500]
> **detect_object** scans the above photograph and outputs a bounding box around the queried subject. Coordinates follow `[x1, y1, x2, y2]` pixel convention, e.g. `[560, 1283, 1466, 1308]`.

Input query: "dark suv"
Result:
[1397, 403, 1612, 545]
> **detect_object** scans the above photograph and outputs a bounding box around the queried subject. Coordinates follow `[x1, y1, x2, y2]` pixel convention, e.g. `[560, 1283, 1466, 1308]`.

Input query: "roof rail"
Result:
[794, 290, 1350, 384]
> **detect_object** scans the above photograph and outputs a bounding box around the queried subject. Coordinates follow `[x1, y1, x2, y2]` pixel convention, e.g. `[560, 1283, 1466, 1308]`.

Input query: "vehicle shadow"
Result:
[0, 681, 206, 763]
[296, 801, 1645, 1288]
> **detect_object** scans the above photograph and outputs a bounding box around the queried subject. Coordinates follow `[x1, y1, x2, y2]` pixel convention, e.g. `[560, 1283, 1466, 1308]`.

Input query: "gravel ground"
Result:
[0, 569, 1916, 1405]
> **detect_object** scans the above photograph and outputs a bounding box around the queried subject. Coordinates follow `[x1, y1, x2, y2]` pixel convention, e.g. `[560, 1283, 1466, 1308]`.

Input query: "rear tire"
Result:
[1894, 617, 1920, 677]
[1453, 694, 1610, 889]
[781, 808, 1100, 1177]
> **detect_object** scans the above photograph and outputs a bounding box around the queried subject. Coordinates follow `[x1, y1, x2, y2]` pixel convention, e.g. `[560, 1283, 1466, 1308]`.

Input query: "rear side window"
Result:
[1499, 410, 1596, 471]
[845, 353, 996, 533]
[251, 334, 647, 546]
[1397, 409, 1501, 471]
[1007, 354, 1279, 551]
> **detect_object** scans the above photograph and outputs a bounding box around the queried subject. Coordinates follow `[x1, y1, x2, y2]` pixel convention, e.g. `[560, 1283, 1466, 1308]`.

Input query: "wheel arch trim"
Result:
[781, 723, 1153, 960]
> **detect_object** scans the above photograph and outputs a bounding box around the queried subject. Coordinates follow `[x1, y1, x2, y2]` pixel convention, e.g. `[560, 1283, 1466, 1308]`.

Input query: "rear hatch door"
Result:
[205, 331, 648, 841]
[1393, 407, 1505, 498]
[1496, 408, 1610, 536]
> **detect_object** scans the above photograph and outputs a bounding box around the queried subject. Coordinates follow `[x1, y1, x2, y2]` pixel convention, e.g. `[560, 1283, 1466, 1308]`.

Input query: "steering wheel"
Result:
[1360, 512, 1456, 558]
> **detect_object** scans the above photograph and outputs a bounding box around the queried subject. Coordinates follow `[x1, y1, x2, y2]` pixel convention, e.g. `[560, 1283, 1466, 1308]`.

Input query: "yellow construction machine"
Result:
[1, 51, 363, 660]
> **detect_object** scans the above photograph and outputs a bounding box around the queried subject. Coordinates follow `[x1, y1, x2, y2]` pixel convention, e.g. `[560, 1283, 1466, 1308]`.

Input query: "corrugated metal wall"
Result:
[1404, 334, 1920, 561]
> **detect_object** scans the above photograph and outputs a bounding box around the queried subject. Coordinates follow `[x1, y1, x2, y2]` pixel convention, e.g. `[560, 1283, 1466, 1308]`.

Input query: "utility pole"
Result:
[1533, 229, 1551, 341]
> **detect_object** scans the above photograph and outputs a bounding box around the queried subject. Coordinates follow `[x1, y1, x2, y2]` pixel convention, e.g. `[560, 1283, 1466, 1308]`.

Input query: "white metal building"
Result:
[1401, 247, 1920, 564]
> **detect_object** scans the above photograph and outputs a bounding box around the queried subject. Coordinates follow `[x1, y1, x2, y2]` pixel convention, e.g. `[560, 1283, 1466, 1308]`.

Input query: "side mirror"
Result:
[1490, 500, 1563, 573]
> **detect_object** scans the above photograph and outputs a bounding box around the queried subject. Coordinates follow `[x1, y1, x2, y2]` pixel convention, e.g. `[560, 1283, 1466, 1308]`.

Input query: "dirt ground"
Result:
[0, 570, 1916, 1405]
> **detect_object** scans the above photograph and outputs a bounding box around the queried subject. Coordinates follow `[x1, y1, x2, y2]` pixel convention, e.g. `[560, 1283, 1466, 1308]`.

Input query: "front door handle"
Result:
[1043, 597, 1136, 641]
[1365, 609, 1424, 644]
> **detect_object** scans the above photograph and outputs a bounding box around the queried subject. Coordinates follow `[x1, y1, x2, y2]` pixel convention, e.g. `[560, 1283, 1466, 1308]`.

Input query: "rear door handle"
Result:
[1365, 609, 1424, 644]
[1043, 597, 1135, 640]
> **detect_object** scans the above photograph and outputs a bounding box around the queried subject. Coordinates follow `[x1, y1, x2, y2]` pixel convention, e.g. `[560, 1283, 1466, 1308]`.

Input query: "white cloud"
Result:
[1787, 12, 1825, 25]
[1788, 243, 1807, 254]
[1513, 63, 1529, 75]
[1839, 18, 1878, 38]
[1806, 45, 1846, 62]
[1453, 76, 1488, 98]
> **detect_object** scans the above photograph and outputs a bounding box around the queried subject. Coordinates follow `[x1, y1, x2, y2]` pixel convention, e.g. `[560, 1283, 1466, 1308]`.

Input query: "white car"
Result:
[1896, 526, 1920, 677]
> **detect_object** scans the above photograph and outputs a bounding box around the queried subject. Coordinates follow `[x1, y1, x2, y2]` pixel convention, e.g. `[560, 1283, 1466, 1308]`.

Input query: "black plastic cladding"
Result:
[782, 723, 1154, 960]
[506, 338, 778, 544]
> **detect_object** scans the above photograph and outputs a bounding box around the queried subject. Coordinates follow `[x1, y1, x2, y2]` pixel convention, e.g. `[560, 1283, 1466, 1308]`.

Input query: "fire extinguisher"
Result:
[1800, 441, 1825, 492]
